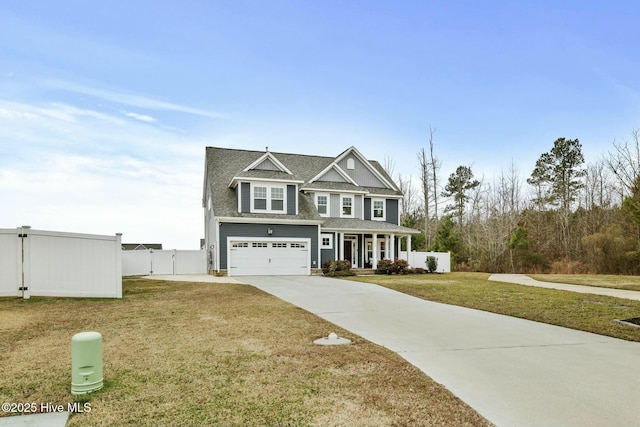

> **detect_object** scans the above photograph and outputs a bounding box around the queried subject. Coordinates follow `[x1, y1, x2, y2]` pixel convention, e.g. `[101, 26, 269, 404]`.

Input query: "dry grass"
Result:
[0, 278, 491, 427]
[530, 274, 640, 292]
[348, 272, 640, 342]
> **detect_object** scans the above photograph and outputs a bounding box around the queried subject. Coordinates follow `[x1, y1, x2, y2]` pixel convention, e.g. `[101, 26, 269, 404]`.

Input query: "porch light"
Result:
[267, 227, 273, 235]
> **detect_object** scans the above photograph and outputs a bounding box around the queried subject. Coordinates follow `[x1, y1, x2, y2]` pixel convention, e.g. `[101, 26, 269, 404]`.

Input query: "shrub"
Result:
[376, 259, 394, 274]
[392, 259, 409, 274]
[322, 259, 355, 276]
[426, 256, 438, 273]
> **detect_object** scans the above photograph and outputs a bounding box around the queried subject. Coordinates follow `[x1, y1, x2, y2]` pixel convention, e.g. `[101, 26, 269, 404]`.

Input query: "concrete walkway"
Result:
[239, 275, 640, 427]
[0, 412, 68, 427]
[489, 274, 640, 301]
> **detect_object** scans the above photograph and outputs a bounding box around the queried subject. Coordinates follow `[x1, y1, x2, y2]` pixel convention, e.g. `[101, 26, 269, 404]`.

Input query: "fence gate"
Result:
[0, 227, 27, 297]
[0, 226, 122, 299]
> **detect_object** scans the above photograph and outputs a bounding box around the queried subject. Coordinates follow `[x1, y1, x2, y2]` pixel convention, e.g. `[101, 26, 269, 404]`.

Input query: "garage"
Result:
[227, 238, 310, 276]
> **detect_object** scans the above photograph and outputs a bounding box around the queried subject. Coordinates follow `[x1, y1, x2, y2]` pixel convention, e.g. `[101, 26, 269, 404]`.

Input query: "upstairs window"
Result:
[373, 199, 385, 220]
[251, 184, 285, 213]
[271, 187, 284, 211]
[254, 186, 267, 210]
[316, 194, 328, 216]
[341, 196, 353, 217]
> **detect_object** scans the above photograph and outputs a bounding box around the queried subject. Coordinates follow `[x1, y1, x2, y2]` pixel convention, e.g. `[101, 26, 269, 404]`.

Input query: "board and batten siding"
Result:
[337, 155, 386, 188]
[218, 222, 319, 270]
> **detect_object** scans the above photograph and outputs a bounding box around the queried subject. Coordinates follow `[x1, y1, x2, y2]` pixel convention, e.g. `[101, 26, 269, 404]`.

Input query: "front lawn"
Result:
[347, 272, 640, 342]
[0, 278, 490, 427]
[530, 274, 640, 291]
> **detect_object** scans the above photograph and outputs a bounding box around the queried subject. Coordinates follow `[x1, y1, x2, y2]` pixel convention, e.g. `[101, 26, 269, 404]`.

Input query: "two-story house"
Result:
[203, 146, 420, 276]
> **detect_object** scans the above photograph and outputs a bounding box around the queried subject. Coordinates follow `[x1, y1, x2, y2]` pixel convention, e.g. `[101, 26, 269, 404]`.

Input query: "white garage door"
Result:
[228, 239, 310, 276]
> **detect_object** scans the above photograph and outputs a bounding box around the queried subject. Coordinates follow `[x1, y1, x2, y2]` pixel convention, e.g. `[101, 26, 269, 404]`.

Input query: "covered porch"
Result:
[320, 219, 421, 270]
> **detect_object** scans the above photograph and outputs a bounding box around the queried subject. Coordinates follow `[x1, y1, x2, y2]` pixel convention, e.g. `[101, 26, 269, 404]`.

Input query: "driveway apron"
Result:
[242, 275, 640, 427]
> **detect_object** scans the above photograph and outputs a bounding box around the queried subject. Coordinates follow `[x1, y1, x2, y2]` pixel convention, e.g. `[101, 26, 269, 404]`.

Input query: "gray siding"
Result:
[386, 199, 399, 225]
[337, 155, 386, 188]
[240, 182, 250, 213]
[364, 198, 371, 220]
[219, 222, 319, 269]
[317, 168, 348, 182]
[354, 195, 363, 219]
[330, 194, 340, 217]
[287, 185, 296, 215]
[254, 158, 280, 171]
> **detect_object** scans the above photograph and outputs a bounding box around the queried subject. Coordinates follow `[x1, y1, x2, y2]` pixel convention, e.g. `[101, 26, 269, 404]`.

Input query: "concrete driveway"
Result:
[241, 275, 640, 427]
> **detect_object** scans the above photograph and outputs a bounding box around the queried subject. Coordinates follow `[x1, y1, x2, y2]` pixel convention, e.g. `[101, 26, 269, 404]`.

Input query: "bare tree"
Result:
[417, 126, 440, 248]
[418, 147, 432, 247]
[429, 126, 441, 227]
[605, 128, 640, 196]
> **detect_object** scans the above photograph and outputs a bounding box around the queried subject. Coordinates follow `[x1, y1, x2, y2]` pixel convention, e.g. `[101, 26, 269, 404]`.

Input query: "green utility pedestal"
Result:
[71, 331, 103, 395]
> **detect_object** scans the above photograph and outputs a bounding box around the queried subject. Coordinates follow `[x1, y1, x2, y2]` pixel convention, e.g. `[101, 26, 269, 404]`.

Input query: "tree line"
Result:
[394, 129, 640, 274]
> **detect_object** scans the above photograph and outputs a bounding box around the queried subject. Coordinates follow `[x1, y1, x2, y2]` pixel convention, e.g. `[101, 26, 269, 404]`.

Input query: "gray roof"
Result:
[321, 217, 421, 235]
[204, 147, 407, 226]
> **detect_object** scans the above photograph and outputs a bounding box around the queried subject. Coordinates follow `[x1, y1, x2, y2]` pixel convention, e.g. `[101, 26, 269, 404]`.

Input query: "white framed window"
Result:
[251, 184, 286, 213]
[252, 242, 268, 248]
[254, 186, 267, 210]
[316, 193, 329, 216]
[341, 196, 353, 217]
[271, 187, 284, 211]
[372, 199, 385, 221]
[321, 233, 333, 249]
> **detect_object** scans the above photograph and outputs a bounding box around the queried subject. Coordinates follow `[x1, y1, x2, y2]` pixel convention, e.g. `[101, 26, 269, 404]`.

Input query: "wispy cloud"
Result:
[44, 79, 228, 119]
[123, 111, 157, 123]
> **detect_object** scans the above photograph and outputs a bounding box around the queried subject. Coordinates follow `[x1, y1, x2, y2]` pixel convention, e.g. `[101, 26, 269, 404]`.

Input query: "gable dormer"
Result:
[243, 151, 293, 175]
[310, 163, 358, 185]
[333, 146, 398, 190]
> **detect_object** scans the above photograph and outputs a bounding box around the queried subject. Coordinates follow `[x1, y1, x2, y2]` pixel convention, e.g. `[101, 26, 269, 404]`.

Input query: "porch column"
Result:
[372, 233, 378, 268]
[338, 232, 344, 260]
[390, 234, 395, 260]
[385, 235, 390, 259]
[406, 235, 412, 265]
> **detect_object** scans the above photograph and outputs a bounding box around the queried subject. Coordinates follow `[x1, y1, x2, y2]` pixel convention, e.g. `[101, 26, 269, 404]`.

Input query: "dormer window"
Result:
[271, 187, 284, 210]
[252, 184, 286, 213]
[254, 186, 267, 209]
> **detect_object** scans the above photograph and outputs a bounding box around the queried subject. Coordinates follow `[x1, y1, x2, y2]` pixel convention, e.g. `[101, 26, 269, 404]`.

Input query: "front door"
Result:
[343, 236, 358, 268]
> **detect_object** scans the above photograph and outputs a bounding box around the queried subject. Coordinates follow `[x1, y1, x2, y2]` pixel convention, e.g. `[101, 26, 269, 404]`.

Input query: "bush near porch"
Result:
[322, 259, 355, 277]
[376, 259, 430, 275]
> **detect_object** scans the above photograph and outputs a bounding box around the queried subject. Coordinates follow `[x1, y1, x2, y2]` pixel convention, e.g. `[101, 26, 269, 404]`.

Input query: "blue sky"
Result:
[1, 0, 639, 248]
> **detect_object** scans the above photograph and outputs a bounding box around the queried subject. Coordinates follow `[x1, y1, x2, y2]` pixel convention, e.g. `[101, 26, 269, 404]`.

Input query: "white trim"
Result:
[243, 152, 293, 175]
[301, 187, 368, 195]
[217, 216, 324, 225]
[320, 233, 334, 249]
[315, 192, 330, 217]
[229, 176, 304, 188]
[227, 236, 311, 277]
[367, 193, 403, 199]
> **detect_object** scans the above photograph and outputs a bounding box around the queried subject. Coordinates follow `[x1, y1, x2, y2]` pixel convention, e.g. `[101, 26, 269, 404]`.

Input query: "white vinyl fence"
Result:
[0, 226, 122, 299]
[399, 251, 451, 273]
[122, 249, 207, 276]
